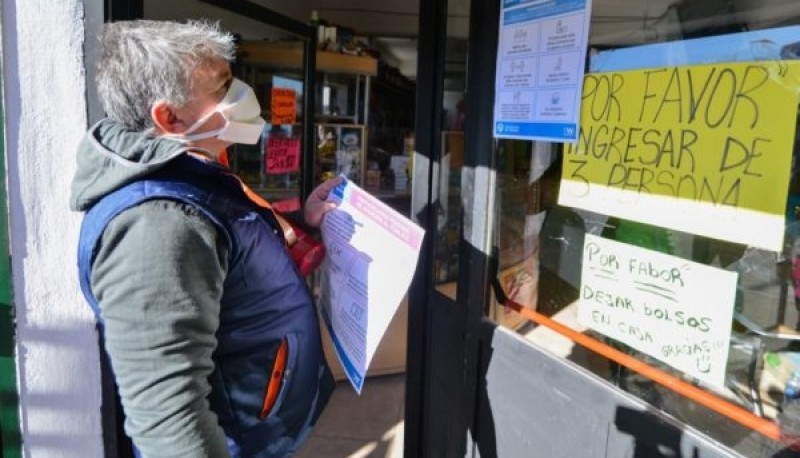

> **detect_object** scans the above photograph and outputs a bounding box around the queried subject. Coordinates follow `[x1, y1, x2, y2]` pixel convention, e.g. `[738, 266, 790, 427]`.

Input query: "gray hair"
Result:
[96, 20, 236, 131]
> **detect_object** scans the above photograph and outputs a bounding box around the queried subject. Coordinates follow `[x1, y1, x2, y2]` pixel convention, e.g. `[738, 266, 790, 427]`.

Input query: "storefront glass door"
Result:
[414, 0, 800, 456]
[459, 0, 800, 456]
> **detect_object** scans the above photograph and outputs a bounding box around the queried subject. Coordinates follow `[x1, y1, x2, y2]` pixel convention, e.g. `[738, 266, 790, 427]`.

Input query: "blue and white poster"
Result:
[319, 178, 424, 394]
[494, 0, 593, 142]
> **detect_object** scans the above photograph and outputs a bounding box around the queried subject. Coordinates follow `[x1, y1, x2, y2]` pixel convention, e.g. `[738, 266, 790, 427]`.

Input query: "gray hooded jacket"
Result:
[71, 119, 232, 457]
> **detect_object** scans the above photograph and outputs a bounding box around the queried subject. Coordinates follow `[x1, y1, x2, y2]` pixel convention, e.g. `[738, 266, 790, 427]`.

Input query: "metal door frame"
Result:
[404, 0, 502, 455]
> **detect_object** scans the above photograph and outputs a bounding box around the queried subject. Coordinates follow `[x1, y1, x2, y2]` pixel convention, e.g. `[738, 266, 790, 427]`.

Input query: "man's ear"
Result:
[151, 101, 184, 134]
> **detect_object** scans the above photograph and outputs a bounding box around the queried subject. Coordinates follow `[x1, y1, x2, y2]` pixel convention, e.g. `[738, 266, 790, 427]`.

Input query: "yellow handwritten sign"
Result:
[559, 61, 800, 251]
[271, 88, 296, 125]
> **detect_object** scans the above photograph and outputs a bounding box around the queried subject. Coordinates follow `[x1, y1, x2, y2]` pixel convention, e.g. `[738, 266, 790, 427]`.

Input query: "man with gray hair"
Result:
[71, 20, 336, 457]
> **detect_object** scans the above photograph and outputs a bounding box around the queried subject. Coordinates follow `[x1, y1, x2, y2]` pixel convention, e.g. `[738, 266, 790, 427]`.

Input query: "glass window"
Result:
[433, 0, 471, 299]
[231, 31, 311, 203]
[490, 0, 800, 453]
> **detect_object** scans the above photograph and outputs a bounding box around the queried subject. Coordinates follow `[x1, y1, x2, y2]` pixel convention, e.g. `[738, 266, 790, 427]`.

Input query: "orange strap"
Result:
[218, 149, 231, 168]
[210, 151, 297, 245]
[260, 338, 288, 419]
[238, 181, 273, 210]
[503, 299, 780, 440]
[227, 173, 298, 246]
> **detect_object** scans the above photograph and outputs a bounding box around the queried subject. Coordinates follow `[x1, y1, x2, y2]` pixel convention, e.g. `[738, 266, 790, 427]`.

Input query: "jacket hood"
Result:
[70, 119, 192, 211]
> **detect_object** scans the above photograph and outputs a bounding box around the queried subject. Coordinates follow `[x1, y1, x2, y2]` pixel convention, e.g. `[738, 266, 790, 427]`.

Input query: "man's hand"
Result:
[304, 177, 342, 227]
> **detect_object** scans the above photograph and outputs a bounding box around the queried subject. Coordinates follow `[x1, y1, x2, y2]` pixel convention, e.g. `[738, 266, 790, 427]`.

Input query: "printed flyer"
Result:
[494, 0, 593, 142]
[319, 178, 425, 393]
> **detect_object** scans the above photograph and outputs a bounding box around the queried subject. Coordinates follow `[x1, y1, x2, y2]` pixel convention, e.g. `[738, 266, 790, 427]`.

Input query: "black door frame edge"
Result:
[404, 0, 449, 455]
[460, 0, 501, 455]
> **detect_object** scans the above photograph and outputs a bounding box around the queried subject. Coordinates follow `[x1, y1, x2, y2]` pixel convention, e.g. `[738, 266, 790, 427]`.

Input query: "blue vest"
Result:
[77, 157, 334, 457]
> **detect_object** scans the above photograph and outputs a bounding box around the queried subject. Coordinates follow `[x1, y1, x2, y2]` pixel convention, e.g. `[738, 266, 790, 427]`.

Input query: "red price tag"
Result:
[265, 137, 300, 174]
[271, 88, 296, 125]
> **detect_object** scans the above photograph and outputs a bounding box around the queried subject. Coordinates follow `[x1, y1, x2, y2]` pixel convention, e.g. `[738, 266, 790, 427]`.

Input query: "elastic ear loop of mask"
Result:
[167, 108, 228, 142]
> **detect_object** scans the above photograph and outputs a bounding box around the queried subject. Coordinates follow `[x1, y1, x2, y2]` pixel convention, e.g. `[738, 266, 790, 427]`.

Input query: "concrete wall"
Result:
[2, 1, 104, 456]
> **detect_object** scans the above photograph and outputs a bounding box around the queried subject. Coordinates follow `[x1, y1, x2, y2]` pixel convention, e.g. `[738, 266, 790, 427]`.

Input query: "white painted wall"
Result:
[2, 1, 104, 456]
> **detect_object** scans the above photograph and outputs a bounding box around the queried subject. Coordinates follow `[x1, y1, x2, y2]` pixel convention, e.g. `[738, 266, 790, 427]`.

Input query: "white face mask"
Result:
[180, 78, 266, 145]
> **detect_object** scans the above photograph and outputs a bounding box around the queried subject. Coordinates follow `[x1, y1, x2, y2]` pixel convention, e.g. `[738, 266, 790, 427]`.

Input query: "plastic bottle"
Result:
[780, 371, 800, 450]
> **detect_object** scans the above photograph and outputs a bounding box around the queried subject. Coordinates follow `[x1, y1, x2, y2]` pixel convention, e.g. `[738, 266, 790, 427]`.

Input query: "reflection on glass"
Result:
[430, 0, 471, 299]
[433, 34, 470, 299]
[433, 130, 465, 299]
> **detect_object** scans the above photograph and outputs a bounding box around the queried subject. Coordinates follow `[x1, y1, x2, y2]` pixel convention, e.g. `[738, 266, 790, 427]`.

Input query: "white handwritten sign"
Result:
[578, 234, 737, 388]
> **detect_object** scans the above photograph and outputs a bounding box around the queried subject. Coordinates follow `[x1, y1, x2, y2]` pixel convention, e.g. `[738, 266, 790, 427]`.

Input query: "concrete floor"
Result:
[295, 374, 406, 458]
